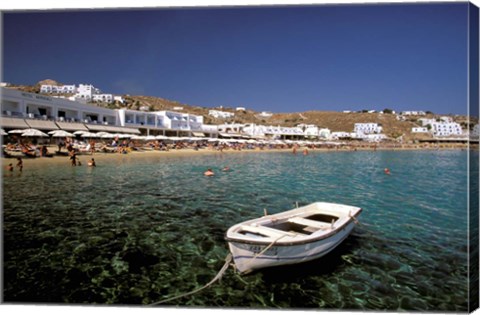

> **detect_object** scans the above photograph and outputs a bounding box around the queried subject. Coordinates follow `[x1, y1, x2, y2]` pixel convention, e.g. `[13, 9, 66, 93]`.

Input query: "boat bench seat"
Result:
[287, 217, 332, 230]
[241, 225, 296, 238]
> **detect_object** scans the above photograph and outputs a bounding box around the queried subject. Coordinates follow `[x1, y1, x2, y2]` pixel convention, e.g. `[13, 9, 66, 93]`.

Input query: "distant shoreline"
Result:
[1, 143, 473, 169]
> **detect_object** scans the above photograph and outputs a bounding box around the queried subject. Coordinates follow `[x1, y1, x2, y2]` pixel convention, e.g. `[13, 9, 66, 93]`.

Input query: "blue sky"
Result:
[2, 2, 471, 114]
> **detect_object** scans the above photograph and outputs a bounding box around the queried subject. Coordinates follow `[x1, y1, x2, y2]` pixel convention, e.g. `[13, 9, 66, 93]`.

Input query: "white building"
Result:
[331, 132, 354, 139]
[418, 118, 436, 127]
[236, 107, 246, 111]
[303, 125, 320, 138]
[217, 123, 245, 137]
[208, 110, 235, 119]
[75, 84, 101, 101]
[363, 134, 387, 142]
[0, 87, 209, 136]
[412, 127, 429, 133]
[439, 116, 453, 123]
[263, 125, 303, 138]
[431, 122, 463, 137]
[354, 123, 383, 135]
[92, 94, 114, 103]
[114, 96, 125, 104]
[401, 111, 426, 116]
[159, 111, 204, 131]
[40, 84, 76, 94]
[1, 87, 120, 128]
[318, 128, 331, 139]
[242, 124, 265, 138]
[258, 111, 273, 118]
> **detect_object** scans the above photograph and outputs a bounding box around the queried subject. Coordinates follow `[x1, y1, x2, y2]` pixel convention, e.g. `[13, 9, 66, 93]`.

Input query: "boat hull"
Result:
[227, 219, 356, 274]
[225, 202, 362, 273]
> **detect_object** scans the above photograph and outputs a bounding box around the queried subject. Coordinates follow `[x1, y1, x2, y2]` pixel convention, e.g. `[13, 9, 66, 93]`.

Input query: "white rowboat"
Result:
[225, 202, 362, 274]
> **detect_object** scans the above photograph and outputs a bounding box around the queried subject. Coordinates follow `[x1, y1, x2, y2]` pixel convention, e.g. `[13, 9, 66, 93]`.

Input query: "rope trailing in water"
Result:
[148, 253, 233, 306]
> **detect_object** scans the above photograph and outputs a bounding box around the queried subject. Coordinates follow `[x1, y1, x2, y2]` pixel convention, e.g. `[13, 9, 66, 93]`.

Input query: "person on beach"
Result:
[90, 140, 96, 155]
[69, 151, 77, 166]
[41, 145, 48, 157]
[58, 139, 65, 152]
[204, 168, 215, 176]
[6, 163, 13, 172]
[88, 158, 96, 167]
[16, 157, 23, 172]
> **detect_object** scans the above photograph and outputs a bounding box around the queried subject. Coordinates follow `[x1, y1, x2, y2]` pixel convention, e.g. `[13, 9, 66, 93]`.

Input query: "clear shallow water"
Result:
[2, 150, 473, 310]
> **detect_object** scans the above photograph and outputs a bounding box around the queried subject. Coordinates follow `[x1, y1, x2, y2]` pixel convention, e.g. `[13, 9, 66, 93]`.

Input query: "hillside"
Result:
[6, 80, 476, 142]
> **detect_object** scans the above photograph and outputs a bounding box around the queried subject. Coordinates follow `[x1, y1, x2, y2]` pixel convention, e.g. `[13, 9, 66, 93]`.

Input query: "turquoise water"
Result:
[2, 150, 474, 310]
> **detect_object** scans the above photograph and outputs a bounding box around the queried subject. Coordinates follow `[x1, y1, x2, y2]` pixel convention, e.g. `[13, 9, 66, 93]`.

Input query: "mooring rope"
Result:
[252, 234, 287, 260]
[148, 253, 233, 306]
[149, 233, 288, 305]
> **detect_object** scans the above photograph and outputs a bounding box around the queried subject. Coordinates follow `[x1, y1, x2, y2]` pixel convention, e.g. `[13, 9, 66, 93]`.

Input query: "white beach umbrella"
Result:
[21, 128, 49, 137]
[49, 130, 75, 137]
[8, 129, 27, 134]
[73, 130, 87, 135]
[156, 135, 168, 140]
[80, 132, 99, 138]
[95, 132, 111, 137]
[101, 133, 116, 138]
[1, 129, 8, 136]
[145, 135, 157, 141]
[131, 135, 146, 140]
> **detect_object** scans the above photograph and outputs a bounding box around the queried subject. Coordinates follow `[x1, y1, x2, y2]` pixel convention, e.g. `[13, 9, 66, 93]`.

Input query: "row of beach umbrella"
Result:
[1, 128, 342, 146]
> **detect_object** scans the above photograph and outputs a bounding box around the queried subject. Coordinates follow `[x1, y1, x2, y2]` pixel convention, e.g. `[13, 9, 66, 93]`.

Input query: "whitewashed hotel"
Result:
[354, 123, 383, 135]
[0, 87, 205, 136]
[40, 84, 76, 94]
[431, 122, 463, 137]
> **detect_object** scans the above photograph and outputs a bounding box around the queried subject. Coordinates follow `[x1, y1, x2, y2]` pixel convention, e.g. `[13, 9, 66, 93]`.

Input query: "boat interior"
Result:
[238, 213, 340, 239]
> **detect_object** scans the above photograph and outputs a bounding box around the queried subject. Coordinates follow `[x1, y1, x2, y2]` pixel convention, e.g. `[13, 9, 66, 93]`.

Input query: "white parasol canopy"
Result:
[21, 128, 49, 137]
[49, 130, 75, 137]
[1, 129, 8, 136]
[80, 132, 99, 138]
[8, 129, 27, 134]
[130, 135, 146, 140]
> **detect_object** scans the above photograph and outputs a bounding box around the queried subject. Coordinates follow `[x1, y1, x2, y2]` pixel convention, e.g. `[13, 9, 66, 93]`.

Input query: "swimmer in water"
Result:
[204, 168, 215, 176]
[88, 158, 96, 167]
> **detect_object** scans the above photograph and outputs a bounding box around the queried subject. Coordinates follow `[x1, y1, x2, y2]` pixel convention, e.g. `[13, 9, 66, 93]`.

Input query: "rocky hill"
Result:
[7, 80, 476, 142]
